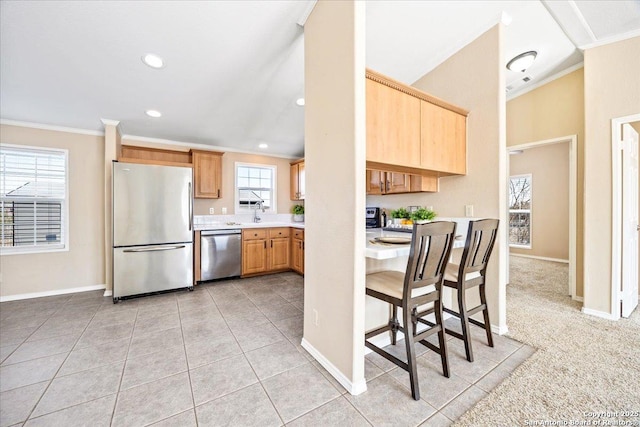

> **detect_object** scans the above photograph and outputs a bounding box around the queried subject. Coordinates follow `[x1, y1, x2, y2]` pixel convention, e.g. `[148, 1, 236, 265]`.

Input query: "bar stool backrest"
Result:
[459, 219, 500, 279]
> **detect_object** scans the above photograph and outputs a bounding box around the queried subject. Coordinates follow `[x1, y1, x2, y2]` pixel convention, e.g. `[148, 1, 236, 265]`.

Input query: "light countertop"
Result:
[194, 221, 304, 231]
[365, 227, 465, 260]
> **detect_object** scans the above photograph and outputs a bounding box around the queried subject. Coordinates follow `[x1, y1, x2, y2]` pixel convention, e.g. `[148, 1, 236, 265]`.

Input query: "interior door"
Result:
[621, 123, 639, 317]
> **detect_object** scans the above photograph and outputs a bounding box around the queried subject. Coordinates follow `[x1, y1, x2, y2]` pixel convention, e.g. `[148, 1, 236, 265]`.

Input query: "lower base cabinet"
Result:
[241, 227, 301, 277]
[291, 229, 304, 275]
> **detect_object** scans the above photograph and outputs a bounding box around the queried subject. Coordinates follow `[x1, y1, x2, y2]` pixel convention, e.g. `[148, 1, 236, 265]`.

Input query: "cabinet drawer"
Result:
[269, 227, 290, 238]
[243, 229, 267, 240]
[292, 229, 304, 239]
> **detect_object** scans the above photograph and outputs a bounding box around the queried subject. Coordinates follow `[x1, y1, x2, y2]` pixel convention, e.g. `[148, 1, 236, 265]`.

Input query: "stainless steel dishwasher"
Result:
[200, 229, 242, 281]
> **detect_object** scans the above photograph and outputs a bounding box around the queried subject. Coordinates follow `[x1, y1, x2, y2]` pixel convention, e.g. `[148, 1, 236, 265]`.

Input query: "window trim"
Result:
[0, 143, 70, 256]
[234, 162, 278, 214]
[508, 173, 532, 249]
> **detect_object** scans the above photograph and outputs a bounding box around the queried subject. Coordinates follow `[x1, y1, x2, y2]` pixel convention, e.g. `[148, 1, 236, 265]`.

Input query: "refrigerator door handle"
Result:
[123, 245, 186, 253]
[188, 182, 193, 231]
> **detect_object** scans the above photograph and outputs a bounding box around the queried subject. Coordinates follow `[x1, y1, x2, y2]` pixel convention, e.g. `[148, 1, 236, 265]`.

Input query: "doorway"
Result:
[506, 135, 578, 302]
[611, 114, 640, 319]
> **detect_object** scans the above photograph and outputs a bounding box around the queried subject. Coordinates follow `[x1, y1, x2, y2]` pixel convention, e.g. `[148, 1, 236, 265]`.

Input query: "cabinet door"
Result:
[386, 172, 411, 194]
[366, 170, 384, 195]
[366, 79, 421, 168]
[291, 238, 304, 274]
[242, 239, 268, 275]
[420, 101, 466, 175]
[290, 161, 305, 200]
[193, 151, 223, 198]
[269, 237, 290, 271]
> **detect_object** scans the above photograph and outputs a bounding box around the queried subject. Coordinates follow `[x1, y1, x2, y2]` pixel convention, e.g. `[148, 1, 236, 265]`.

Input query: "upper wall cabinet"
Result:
[191, 150, 223, 199]
[421, 101, 467, 175]
[290, 159, 305, 201]
[365, 68, 468, 177]
[366, 79, 421, 169]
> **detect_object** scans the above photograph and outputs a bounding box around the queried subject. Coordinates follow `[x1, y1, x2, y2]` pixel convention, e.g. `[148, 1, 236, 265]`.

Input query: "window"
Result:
[235, 163, 277, 213]
[0, 145, 68, 254]
[509, 174, 531, 248]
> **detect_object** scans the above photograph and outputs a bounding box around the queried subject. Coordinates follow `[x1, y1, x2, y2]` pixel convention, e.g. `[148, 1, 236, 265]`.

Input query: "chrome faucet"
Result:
[250, 191, 266, 223]
[253, 200, 265, 223]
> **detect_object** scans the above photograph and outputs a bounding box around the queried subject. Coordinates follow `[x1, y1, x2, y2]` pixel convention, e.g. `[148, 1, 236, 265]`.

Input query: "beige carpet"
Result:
[454, 256, 640, 426]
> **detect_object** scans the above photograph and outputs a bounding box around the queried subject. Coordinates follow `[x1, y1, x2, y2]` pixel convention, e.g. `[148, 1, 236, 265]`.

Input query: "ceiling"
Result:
[1, 1, 639, 158]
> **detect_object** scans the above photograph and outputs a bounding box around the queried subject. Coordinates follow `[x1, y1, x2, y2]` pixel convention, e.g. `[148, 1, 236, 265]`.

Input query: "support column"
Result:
[301, 0, 367, 394]
[101, 119, 121, 296]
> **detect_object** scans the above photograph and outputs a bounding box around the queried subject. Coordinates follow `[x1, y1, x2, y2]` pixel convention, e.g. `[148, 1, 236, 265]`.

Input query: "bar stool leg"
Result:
[403, 306, 420, 400]
[479, 284, 494, 347]
[390, 304, 399, 346]
[458, 288, 474, 362]
[434, 298, 450, 377]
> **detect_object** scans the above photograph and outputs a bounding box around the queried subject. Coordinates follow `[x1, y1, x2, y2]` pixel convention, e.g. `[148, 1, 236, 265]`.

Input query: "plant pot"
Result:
[392, 218, 403, 225]
[293, 214, 304, 223]
[414, 220, 430, 224]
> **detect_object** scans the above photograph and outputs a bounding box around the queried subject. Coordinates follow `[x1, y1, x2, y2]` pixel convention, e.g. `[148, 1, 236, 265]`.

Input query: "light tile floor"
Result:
[0, 272, 534, 426]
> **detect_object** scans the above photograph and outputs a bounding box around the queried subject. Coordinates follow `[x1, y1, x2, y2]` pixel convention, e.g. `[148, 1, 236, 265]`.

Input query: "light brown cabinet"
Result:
[242, 229, 268, 275]
[268, 228, 290, 271]
[366, 170, 438, 195]
[290, 159, 305, 201]
[420, 101, 467, 175]
[242, 228, 291, 276]
[291, 229, 304, 275]
[366, 79, 421, 168]
[191, 150, 223, 199]
[365, 68, 468, 180]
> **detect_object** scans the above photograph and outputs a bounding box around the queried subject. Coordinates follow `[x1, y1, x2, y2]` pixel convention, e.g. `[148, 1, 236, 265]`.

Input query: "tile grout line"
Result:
[178, 291, 201, 426]
[21, 295, 113, 423]
[109, 301, 142, 427]
[221, 280, 288, 426]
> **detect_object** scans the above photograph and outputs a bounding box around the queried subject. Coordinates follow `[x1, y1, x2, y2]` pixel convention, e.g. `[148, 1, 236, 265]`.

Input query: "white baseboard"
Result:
[510, 253, 569, 264]
[0, 284, 107, 302]
[581, 307, 618, 321]
[103, 290, 113, 297]
[301, 338, 367, 395]
[491, 324, 509, 335]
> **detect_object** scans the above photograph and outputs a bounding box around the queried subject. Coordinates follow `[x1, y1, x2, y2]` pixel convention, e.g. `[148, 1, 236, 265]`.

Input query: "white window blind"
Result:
[0, 145, 68, 253]
[235, 164, 276, 213]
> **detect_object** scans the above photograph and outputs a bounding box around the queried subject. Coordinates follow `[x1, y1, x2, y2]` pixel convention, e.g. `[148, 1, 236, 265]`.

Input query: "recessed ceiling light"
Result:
[295, 98, 305, 106]
[145, 110, 162, 118]
[141, 53, 165, 69]
[506, 51, 537, 73]
[258, 143, 268, 149]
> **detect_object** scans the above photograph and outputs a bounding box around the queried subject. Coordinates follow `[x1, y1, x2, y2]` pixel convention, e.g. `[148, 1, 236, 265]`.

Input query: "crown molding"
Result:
[0, 119, 105, 136]
[296, 0, 317, 27]
[121, 134, 299, 160]
[579, 29, 640, 51]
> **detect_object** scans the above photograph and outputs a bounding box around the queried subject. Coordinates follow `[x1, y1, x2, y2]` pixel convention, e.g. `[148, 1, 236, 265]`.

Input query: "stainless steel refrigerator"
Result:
[112, 161, 193, 302]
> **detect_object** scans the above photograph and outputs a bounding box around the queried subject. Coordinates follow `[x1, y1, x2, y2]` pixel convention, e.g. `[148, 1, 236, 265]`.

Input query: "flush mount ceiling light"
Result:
[258, 143, 268, 149]
[141, 53, 165, 69]
[145, 109, 162, 118]
[506, 51, 537, 72]
[295, 98, 305, 106]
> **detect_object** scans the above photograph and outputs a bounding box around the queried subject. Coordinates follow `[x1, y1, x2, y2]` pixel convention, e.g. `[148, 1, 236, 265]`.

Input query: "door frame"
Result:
[507, 135, 578, 301]
[610, 113, 640, 320]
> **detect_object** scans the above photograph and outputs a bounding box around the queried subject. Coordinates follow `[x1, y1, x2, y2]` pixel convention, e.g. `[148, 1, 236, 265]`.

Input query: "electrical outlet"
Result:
[465, 205, 474, 217]
[313, 309, 319, 326]
[222, 207, 227, 215]
[209, 208, 215, 215]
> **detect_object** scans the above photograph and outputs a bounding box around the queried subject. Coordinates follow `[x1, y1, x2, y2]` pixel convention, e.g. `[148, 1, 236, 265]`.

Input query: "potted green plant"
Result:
[390, 207, 410, 225]
[292, 204, 305, 222]
[410, 207, 437, 224]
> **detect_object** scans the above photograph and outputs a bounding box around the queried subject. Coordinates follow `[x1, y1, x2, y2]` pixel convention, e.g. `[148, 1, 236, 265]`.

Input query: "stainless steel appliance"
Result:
[112, 162, 193, 302]
[200, 229, 242, 281]
[366, 207, 382, 229]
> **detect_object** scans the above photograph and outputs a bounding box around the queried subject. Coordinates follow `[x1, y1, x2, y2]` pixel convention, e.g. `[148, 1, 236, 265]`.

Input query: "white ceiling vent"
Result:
[506, 75, 534, 94]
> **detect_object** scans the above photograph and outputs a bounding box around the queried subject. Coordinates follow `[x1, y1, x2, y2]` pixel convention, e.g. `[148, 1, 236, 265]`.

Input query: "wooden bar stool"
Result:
[442, 219, 499, 362]
[365, 221, 457, 400]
